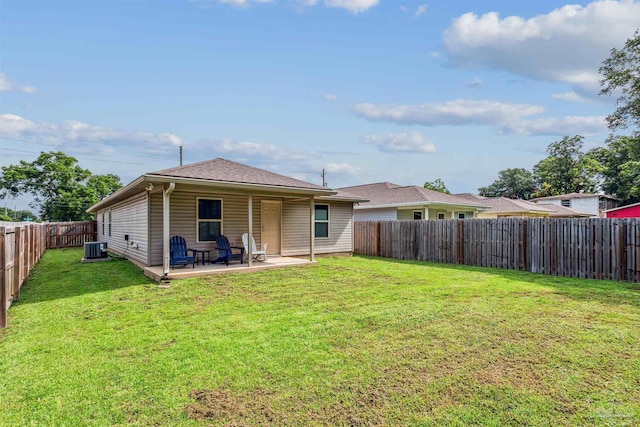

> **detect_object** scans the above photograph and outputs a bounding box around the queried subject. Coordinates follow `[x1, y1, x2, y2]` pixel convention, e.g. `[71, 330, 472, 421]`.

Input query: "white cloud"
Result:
[352, 99, 544, 126]
[323, 0, 379, 13]
[551, 91, 591, 103]
[466, 78, 483, 88]
[414, 4, 427, 18]
[324, 93, 338, 101]
[443, 0, 640, 94]
[0, 73, 36, 94]
[217, 0, 274, 6]
[501, 115, 607, 136]
[323, 162, 363, 175]
[362, 131, 437, 153]
[429, 51, 441, 59]
[0, 114, 182, 156]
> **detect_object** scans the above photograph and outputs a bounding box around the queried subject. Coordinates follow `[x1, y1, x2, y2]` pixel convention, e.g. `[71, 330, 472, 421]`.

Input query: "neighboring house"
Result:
[530, 192, 617, 218]
[87, 158, 366, 277]
[337, 182, 490, 221]
[605, 201, 640, 218]
[455, 194, 592, 218]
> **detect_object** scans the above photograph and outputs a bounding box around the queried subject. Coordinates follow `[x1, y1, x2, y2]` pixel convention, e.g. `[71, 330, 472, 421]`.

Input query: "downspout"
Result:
[162, 182, 176, 279]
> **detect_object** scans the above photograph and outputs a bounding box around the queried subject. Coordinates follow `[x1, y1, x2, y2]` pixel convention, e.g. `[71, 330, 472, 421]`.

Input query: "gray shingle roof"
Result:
[148, 158, 327, 191]
[455, 194, 552, 213]
[539, 204, 592, 217]
[338, 182, 489, 208]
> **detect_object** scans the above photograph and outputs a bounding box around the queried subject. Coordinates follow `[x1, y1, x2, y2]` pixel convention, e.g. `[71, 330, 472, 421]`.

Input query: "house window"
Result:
[108, 210, 112, 237]
[197, 198, 223, 242]
[101, 212, 105, 236]
[437, 212, 445, 220]
[413, 210, 423, 220]
[458, 213, 466, 219]
[314, 204, 329, 238]
[561, 199, 571, 207]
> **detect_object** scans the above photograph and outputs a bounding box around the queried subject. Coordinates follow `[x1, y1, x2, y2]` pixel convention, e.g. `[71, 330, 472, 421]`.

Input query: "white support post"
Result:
[451, 211, 456, 219]
[424, 207, 429, 220]
[248, 193, 253, 268]
[309, 196, 315, 262]
[162, 183, 176, 278]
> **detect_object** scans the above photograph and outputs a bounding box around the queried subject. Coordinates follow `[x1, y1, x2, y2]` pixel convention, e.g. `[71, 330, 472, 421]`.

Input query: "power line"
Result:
[0, 147, 152, 166]
[0, 136, 171, 160]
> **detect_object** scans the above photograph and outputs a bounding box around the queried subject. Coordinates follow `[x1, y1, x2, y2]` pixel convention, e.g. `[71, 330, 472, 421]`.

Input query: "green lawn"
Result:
[1, 249, 639, 426]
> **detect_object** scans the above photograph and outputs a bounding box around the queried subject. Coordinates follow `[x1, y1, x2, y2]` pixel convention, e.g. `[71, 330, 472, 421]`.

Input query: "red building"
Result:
[605, 202, 640, 218]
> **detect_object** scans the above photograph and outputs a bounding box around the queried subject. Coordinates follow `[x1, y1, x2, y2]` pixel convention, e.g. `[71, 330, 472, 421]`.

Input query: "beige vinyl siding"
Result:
[148, 188, 263, 266]
[354, 208, 396, 221]
[96, 192, 149, 265]
[282, 200, 354, 256]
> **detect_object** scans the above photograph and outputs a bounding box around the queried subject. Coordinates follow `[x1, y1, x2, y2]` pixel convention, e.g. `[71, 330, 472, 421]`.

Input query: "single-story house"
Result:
[87, 158, 366, 278]
[454, 194, 592, 218]
[337, 182, 490, 220]
[605, 201, 640, 218]
[530, 192, 617, 218]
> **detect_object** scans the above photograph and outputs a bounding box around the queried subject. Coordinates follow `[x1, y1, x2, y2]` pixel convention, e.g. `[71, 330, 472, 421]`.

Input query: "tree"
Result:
[600, 30, 640, 130]
[0, 151, 122, 221]
[423, 178, 450, 194]
[0, 208, 39, 222]
[589, 135, 640, 205]
[478, 168, 536, 199]
[532, 135, 602, 197]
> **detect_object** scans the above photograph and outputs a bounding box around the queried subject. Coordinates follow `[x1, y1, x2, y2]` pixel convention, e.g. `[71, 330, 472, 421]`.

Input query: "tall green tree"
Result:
[478, 168, 536, 199]
[423, 178, 450, 194]
[589, 135, 640, 204]
[0, 151, 122, 221]
[600, 30, 640, 130]
[532, 136, 602, 197]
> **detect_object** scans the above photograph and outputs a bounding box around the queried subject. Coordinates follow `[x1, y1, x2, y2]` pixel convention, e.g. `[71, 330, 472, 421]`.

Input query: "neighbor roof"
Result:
[455, 194, 551, 214]
[338, 182, 490, 209]
[604, 201, 640, 213]
[530, 192, 617, 202]
[88, 158, 337, 213]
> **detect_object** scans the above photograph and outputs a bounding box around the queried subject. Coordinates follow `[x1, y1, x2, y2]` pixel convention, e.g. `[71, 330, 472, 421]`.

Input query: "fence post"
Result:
[375, 221, 381, 257]
[13, 226, 22, 302]
[1, 227, 6, 328]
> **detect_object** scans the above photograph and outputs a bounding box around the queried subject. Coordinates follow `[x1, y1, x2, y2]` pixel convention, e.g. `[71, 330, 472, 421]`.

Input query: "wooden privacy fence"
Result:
[354, 218, 640, 283]
[46, 221, 97, 249]
[1, 223, 47, 328]
[1, 220, 97, 328]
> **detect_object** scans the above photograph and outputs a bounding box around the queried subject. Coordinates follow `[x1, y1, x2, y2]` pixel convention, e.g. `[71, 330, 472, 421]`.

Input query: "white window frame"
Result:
[314, 203, 330, 239]
[458, 213, 466, 219]
[108, 209, 112, 237]
[413, 210, 423, 220]
[101, 212, 105, 236]
[437, 211, 445, 220]
[561, 199, 571, 207]
[196, 197, 223, 243]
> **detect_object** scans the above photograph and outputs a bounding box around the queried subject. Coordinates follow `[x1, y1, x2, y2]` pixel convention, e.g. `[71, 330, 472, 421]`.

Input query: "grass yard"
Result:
[1, 249, 639, 426]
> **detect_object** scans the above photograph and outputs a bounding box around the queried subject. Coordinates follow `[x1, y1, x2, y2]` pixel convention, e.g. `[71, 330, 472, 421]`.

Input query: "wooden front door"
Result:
[261, 200, 281, 255]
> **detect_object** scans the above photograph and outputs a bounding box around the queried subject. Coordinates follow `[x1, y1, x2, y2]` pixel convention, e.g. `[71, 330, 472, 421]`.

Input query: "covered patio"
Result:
[144, 255, 316, 280]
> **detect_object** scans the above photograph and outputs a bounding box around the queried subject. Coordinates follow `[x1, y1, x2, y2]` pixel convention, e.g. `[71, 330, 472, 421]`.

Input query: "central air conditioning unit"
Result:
[84, 241, 108, 259]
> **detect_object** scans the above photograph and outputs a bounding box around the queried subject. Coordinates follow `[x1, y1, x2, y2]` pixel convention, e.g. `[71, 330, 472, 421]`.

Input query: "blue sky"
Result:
[2, 0, 639, 211]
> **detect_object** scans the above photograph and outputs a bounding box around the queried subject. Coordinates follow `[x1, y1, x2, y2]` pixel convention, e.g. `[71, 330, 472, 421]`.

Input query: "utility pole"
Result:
[179, 146, 183, 166]
[321, 169, 328, 187]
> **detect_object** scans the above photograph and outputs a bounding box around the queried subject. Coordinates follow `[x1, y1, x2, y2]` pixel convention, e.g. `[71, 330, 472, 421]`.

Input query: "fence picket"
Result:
[354, 218, 640, 284]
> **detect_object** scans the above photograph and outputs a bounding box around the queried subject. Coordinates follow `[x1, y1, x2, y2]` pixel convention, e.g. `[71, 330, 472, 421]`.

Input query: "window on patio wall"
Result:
[314, 204, 329, 238]
[197, 198, 222, 242]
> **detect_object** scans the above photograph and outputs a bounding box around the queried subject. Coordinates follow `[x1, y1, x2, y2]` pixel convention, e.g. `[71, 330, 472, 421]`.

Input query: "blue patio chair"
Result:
[212, 235, 244, 266]
[170, 236, 196, 269]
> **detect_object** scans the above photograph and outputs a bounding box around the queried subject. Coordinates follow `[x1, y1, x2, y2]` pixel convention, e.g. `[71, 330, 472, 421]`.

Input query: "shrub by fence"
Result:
[1, 220, 97, 328]
[354, 218, 640, 283]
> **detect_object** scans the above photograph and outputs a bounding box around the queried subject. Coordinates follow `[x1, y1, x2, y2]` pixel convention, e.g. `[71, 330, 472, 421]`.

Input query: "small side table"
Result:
[195, 250, 210, 265]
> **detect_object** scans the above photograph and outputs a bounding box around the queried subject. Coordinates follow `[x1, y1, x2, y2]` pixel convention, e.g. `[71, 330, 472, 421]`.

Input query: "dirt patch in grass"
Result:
[185, 385, 390, 426]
